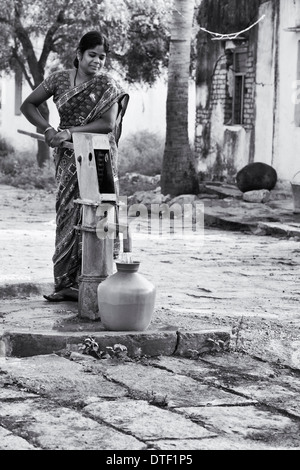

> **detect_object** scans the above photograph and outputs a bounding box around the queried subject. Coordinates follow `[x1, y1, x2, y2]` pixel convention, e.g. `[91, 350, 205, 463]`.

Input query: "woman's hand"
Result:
[49, 129, 72, 148]
[44, 128, 58, 146]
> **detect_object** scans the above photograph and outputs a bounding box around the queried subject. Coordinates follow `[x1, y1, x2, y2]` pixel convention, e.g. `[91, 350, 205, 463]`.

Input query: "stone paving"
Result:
[0, 352, 300, 450]
[0, 183, 300, 451]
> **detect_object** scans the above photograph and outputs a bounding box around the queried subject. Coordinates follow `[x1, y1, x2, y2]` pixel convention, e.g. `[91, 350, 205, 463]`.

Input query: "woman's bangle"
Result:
[44, 126, 54, 134]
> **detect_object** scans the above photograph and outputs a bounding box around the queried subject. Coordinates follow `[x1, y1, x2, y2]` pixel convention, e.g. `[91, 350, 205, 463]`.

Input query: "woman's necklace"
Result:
[74, 69, 95, 87]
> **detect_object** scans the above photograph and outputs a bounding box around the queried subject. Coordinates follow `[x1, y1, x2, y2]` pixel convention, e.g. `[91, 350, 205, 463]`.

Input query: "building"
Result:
[195, 0, 300, 183]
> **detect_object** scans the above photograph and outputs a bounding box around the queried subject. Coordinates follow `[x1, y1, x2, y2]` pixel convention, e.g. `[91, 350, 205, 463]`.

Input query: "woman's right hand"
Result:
[49, 129, 71, 148]
[44, 128, 58, 146]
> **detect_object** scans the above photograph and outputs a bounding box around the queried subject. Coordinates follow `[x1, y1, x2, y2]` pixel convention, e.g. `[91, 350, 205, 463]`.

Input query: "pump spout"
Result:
[106, 222, 132, 253]
[120, 223, 132, 253]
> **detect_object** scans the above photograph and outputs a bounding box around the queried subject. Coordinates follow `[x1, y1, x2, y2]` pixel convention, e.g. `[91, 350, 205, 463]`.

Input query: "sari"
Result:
[42, 70, 129, 293]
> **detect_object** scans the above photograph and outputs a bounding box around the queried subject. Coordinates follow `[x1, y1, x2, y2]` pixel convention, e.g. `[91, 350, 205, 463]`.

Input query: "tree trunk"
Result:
[36, 101, 50, 167]
[161, 0, 199, 196]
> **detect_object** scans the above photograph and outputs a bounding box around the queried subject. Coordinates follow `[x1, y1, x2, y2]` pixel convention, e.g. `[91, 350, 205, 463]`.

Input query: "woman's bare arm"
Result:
[20, 84, 57, 144]
[20, 84, 53, 131]
[70, 102, 119, 134]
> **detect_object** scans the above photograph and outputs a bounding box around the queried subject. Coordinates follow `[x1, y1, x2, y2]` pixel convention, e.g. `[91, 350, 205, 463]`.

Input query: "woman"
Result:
[21, 30, 129, 302]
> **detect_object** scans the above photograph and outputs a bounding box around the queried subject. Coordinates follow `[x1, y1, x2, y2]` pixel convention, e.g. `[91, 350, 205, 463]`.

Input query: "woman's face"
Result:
[78, 45, 106, 75]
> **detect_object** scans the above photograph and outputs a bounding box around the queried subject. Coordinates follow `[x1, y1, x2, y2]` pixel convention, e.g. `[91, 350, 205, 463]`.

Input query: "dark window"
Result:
[232, 48, 247, 125]
[233, 75, 245, 124]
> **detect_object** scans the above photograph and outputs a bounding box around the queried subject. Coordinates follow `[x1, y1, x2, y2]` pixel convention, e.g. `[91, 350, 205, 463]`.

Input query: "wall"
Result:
[123, 78, 196, 145]
[195, 0, 300, 183]
[273, 0, 300, 181]
[253, 0, 277, 166]
[194, 0, 263, 181]
[122, 80, 167, 139]
[195, 38, 256, 180]
[0, 75, 38, 154]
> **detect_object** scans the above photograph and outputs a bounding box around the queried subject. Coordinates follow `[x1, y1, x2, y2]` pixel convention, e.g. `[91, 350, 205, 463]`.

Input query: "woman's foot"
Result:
[43, 286, 79, 302]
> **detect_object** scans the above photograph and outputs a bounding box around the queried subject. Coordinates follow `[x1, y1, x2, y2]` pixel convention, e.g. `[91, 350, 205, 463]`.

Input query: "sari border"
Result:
[82, 89, 128, 125]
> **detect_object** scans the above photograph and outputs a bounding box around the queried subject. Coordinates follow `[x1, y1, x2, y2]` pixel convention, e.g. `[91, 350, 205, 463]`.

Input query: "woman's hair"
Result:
[73, 30, 110, 68]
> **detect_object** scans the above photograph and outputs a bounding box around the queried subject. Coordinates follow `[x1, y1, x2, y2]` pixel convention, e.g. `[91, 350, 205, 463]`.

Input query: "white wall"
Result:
[274, 0, 300, 181]
[254, 0, 300, 182]
[122, 80, 167, 139]
[254, 1, 276, 167]
[0, 75, 37, 154]
[121, 77, 196, 144]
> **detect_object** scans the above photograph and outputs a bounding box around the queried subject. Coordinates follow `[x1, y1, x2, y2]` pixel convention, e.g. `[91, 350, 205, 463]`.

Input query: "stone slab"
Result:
[83, 399, 215, 441]
[100, 362, 254, 408]
[147, 437, 284, 451]
[164, 354, 300, 418]
[0, 355, 128, 406]
[174, 405, 300, 448]
[258, 221, 300, 238]
[227, 383, 300, 418]
[204, 185, 243, 199]
[0, 328, 230, 359]
[0, 425, 39, 450]
[0, 388, 39, 400]
[152, 354, 280, 383]
[175, 329, 231, 356]
[0, 400, 145, 450]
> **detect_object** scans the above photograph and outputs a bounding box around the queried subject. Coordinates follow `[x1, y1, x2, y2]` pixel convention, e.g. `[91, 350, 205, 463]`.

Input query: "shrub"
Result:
[118, 130, 164, 177]
[0, 136, 15, 158]
[0, 149, 56, 191]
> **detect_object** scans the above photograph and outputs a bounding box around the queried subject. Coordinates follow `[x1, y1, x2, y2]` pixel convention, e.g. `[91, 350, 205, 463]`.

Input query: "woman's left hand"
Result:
[49, 129, 71, 147]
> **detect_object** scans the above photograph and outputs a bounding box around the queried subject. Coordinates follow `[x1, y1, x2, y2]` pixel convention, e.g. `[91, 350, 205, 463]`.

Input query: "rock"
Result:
[169, 195, 199, 206]
[236, 162, 277, 193]
[243, 189, 271, 203]
[127, 190, 170, 208]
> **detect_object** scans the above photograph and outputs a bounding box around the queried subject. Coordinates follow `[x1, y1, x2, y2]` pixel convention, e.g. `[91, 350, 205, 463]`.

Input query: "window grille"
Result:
[232, 48, 247, 125]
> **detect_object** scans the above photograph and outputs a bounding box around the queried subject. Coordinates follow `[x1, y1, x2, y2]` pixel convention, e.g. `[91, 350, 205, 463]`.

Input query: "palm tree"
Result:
[161, 0, 199, 196]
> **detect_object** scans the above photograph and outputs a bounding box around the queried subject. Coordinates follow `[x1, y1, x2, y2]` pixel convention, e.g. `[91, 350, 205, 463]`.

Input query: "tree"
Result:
[161, 0, 199, 196]
[0, 0, 171, 166]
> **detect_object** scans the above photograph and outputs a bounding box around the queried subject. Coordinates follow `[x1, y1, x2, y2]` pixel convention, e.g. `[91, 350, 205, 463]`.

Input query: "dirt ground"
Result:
[1, 184, 300, 370]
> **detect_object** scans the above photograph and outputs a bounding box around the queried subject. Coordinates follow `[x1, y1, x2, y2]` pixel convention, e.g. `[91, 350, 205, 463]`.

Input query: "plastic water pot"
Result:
[97, 261, 156, 331]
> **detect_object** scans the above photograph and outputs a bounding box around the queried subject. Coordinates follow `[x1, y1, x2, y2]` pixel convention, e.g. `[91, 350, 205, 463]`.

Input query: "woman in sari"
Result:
[20, 31, 129, 302]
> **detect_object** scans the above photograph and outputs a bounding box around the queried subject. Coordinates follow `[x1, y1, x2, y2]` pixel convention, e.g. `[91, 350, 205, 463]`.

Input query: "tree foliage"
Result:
[0, 0, 172, 88]
[117, 1, 171, 85]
